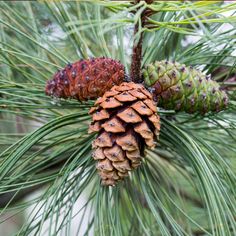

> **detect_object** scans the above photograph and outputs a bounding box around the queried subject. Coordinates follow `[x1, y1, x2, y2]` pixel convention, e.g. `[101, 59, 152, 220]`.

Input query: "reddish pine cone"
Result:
[89, 82, 160, 186]
[45, 57, 125, 101]
[143, 61, 228, 114]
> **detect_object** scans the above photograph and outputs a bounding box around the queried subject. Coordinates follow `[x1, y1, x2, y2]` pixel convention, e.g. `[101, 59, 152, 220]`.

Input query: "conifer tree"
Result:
[0, 1, 236, 235]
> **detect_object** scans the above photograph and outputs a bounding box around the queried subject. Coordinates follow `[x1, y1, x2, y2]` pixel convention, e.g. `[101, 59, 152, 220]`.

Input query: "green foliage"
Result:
[0, 1, 236, 235]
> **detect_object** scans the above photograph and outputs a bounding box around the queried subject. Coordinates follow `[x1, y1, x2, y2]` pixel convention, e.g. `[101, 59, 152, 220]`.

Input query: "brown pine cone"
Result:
[45, 57, 125, 101]
[89, 82, 160, 186]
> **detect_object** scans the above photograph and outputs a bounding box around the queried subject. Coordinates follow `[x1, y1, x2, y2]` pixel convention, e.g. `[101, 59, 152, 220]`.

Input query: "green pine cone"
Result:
[143, 61, 228, 114]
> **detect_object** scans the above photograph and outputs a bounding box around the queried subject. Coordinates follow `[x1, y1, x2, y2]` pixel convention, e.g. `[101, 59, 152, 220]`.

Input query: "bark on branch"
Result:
[130, 0, 154, 83]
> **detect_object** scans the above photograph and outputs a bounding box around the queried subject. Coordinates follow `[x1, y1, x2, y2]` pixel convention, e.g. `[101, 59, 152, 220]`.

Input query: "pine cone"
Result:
[89, 82, 160, 186]
[45, 57, 125, 101]
[143, 61, 228, 114]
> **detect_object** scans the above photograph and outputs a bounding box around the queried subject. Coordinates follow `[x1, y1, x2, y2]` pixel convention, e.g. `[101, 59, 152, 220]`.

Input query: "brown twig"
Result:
[130, 23, 143, 83]
[130, 0, 154, 83]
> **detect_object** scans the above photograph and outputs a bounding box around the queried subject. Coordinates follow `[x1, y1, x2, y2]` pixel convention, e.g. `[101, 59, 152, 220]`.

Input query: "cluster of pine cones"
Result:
[46, 57, 228, 186]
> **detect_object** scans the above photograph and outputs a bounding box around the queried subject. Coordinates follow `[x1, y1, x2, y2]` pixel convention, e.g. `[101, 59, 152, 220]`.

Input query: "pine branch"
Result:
[0, 185, 44, 208]
[133, 185, 204, 209]
[0, 152, 72, 207]
[130, 0, 154, 83]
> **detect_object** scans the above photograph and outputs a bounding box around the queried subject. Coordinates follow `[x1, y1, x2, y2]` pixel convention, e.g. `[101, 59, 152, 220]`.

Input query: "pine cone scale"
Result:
[117, 108, 142, 123]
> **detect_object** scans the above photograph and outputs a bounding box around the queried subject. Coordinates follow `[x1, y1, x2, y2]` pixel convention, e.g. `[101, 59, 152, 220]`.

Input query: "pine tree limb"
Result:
[130, 0, 154, 83]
